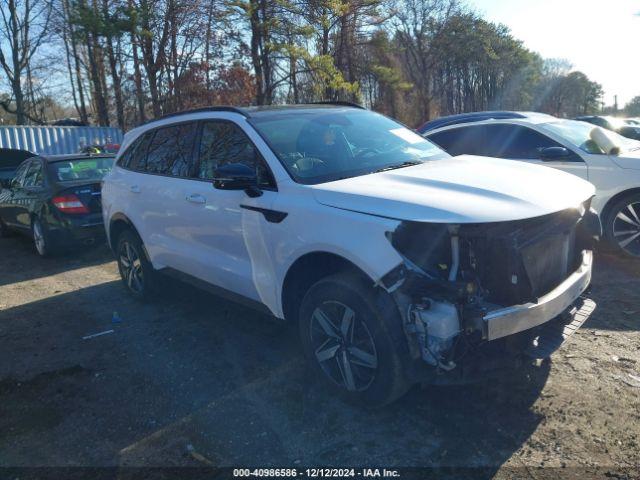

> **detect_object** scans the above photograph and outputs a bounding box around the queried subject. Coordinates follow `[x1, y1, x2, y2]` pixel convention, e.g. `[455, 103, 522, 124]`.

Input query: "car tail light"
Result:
[52, 194, 89, 214]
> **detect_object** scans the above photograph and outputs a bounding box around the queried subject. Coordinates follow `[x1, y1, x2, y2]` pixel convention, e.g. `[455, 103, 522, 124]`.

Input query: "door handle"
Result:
[186, 193, 206, 204]
[129, 185, 141, 193]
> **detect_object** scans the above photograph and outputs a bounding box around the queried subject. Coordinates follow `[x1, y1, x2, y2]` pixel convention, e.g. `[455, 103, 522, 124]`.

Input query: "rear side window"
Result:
[145, 123, 198, 177]
[22, 160, 44, 187]
[197, 121, 274, 188]
[118, 133, 152, 171]
[12, 160, 33, 187]
[428, 126, 489, 156]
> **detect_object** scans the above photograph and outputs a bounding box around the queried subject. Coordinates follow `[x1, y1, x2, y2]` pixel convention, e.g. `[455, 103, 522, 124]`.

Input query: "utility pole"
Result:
[614, 95, 619, 113]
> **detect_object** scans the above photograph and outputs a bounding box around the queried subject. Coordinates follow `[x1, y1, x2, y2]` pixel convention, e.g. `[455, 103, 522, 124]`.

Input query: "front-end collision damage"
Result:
[379, 201, 601, 378]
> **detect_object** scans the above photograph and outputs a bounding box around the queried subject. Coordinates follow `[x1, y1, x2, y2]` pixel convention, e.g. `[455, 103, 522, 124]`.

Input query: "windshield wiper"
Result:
[372, 161, 422, 174]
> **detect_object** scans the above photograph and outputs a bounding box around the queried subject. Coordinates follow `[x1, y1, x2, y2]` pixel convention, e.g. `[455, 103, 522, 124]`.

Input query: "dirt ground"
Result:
[0, 235, 639, 479]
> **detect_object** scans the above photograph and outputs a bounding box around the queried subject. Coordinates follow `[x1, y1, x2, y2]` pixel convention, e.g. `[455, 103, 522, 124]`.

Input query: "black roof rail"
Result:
[309, 101, 365, 109]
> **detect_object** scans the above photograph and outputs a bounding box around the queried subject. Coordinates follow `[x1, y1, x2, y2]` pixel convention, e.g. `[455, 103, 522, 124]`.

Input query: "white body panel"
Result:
[425, 118, 640, 216]
[102, 111, 595, 319]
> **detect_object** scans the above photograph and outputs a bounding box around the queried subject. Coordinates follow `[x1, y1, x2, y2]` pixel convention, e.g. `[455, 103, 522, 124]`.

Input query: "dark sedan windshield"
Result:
[250, 109, 448, 184]
[48, 157, 115, 183]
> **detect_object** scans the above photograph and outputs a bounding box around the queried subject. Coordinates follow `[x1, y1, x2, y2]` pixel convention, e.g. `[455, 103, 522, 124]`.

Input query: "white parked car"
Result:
[419, 111, 640, 257]
[102, 104, 598, 406]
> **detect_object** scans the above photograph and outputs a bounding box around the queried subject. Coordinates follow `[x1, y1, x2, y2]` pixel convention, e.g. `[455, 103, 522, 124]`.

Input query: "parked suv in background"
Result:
[420, 112, 640, 257]
[103, 104, 599, 406]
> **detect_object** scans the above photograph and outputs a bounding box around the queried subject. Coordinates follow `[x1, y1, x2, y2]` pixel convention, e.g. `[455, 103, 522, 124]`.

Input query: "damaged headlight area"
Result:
[382, 201, 600, 372]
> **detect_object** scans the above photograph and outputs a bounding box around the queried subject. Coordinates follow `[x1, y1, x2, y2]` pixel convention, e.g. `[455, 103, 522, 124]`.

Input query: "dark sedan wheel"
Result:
[299, 273, 410, 407]
[32, 217, 53, 257]
[606, 193, 640, 257]
[0, 216, 11, 238]
[116, 229, 157, 299]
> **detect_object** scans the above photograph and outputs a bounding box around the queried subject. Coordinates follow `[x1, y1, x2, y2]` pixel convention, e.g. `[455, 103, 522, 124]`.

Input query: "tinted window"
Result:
[118, 133, 152, 171]
[483, 125, 563, 159]
[12, 161, 31, 187]
[145, 123, 197, 176]
[430, 124, 566, 160]
[428, 126, 489, 156]
[23, 161, 44, 187]
[197, 121, 274, 187]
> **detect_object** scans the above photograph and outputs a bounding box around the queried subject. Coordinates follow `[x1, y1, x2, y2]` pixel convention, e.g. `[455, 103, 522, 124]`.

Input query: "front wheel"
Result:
[605, 193, 640, 257]
[299, 273, 411, 407]
[116, 229, 158, 300]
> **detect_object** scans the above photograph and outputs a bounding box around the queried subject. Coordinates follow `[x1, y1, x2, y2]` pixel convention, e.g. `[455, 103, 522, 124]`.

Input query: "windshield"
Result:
[250, 109, 449, 184]
[541, 120, 640, 154]
[48, 157, 115, 183]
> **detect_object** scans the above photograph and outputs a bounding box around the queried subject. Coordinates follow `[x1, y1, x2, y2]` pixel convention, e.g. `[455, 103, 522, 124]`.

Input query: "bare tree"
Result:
[0, 0, 53, 124]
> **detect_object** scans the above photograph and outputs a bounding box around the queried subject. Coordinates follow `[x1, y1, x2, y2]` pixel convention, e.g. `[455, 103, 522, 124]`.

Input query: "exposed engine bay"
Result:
[381, 202, 601, 374]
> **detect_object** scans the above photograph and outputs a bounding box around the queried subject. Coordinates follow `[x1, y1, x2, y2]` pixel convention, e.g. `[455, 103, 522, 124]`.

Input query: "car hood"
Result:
[310, 156, 595, 223]
[611, 149, 640, 170]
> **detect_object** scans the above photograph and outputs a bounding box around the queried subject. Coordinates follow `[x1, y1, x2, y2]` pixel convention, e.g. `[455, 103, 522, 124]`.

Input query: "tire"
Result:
[604, 192, 640, 258]
[32, 217, 54, 257]
[299, 272, 411, 407]
[0, 215, 11, 238]
[116, 229, 158, 300]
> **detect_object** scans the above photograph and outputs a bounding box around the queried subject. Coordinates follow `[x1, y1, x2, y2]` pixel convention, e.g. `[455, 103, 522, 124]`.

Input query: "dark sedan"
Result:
[0, 154, 114, 256]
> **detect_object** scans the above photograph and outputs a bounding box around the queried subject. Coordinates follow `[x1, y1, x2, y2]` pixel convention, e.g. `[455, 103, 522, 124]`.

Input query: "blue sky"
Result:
[468, 0, 640, 106]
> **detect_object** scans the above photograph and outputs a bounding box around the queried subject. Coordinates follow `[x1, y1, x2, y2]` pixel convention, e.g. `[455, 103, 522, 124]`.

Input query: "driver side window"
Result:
[196, 121, 274, 188]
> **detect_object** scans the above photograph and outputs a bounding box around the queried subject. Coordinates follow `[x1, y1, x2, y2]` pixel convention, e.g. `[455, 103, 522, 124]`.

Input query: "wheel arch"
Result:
[108, 213, 139, 252]
[601, 188, 640, 225]
[280, 251, 375, 323]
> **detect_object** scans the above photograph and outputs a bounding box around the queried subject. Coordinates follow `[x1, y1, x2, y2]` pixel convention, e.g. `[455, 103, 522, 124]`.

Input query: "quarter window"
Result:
[145, 123, 198, 176]
[197, 121, 274, 188]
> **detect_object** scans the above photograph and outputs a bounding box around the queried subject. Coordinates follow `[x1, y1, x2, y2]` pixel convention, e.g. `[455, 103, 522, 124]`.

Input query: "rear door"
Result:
[129, 122, 200, 274]
[14, 159, 46, 229]
[0, 160, 30, 227]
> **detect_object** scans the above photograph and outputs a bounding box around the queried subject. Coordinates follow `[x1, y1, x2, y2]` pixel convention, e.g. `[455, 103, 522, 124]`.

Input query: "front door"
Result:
[177, 120, 278, 302]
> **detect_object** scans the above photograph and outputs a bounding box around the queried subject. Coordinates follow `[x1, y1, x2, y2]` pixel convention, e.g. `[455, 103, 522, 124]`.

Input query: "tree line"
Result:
[0, 0, 635, 130]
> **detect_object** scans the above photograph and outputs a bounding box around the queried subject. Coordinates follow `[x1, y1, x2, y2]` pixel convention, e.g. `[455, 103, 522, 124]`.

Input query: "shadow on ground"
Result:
[0, 266, 549, 472]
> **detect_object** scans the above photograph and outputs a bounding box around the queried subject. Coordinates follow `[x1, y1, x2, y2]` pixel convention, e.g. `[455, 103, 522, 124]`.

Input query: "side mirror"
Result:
[539, 146, 572, 161]
[213, 163, 262, 197]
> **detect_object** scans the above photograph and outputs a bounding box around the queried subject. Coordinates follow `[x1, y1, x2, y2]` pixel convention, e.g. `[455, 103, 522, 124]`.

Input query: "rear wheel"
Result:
[0, 215, 11, 238]
[605, 193, 640, 257]
[116, 229, 158, 300]
[299, 273, 411, 407]
[32, 217, 54, 257]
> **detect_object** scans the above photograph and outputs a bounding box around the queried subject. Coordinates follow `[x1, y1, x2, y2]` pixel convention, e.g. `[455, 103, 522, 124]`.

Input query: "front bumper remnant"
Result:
[483, 250, 593, 341]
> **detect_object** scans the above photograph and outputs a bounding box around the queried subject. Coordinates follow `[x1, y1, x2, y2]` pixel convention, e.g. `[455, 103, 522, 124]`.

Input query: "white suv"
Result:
[103, 104, 599, 405]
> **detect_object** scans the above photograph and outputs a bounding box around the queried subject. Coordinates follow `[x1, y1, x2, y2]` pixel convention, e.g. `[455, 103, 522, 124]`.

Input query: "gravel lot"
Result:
[0, 235, 639, 479]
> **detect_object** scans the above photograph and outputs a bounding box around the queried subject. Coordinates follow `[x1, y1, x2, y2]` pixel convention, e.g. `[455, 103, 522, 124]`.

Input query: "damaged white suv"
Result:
[102, 104, 599, 406]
